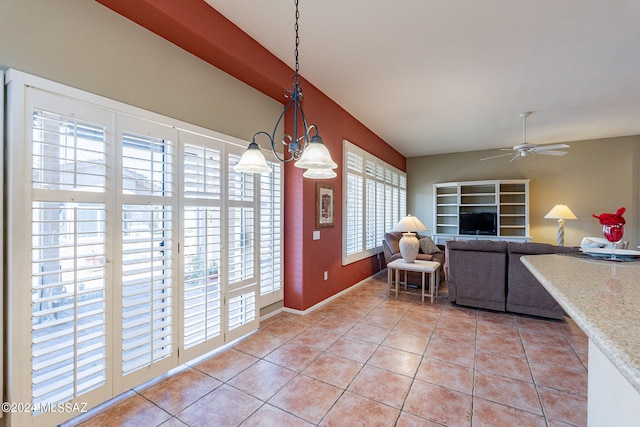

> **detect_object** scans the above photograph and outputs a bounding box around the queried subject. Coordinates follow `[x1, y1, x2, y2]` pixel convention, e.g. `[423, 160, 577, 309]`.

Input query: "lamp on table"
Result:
[392, 215, 428, 262]
[544, 204, 577, 246]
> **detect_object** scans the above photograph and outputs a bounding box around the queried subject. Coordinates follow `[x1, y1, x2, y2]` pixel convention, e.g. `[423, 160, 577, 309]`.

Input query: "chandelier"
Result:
[234, 0, 337, 178]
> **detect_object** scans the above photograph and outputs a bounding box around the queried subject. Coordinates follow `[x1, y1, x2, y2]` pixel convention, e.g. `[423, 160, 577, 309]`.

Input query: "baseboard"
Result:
[261, 273, 379, 320]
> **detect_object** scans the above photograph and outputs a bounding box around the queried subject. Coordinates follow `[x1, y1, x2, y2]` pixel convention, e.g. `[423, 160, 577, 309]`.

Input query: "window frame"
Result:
[342, 139, 406, 265]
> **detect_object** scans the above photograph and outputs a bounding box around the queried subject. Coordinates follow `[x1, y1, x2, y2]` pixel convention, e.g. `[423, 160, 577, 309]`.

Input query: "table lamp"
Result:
[392, 215, 428, 262]
[544, 204, 577, 246]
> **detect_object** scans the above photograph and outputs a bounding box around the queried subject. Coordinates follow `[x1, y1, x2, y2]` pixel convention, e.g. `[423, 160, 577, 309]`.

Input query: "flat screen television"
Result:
[459, 212, 497, 236]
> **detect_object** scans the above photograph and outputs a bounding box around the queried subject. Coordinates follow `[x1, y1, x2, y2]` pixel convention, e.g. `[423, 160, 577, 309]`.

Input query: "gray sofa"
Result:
[445, 240, 579, 319]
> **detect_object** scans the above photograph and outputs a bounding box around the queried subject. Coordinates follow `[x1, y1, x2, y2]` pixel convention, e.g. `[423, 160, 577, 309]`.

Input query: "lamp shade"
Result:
[294, 135, 338, 170]
[544, 204, 577, 220]
[302, 168, 337, 179]
[392, 215, 428, 233]
[234, 142, 272, 174]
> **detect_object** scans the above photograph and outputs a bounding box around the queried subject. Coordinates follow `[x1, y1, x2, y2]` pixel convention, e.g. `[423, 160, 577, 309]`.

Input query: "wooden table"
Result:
[387, 259, 441, 303]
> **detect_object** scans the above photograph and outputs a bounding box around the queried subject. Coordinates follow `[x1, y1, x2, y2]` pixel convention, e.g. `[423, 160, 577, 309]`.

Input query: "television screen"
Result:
[459, 212, 497, 236]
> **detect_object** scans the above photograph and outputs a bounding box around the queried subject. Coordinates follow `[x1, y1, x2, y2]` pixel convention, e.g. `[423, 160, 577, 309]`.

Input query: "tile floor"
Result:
[66, 272, 588, 427]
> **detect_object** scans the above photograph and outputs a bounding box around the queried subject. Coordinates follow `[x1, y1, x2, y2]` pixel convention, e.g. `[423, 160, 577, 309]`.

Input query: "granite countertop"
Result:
[522, 254, 640, 393]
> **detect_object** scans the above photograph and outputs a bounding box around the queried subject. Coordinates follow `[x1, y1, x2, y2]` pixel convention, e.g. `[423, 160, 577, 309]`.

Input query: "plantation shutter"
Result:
[28, 91, 110, 418]
[118, 117, 178, 387]
[226, 152, 259, 340]
[181, 134, 224, 358]
[259, 161, 283, 306]
[342, 140, 406, 265]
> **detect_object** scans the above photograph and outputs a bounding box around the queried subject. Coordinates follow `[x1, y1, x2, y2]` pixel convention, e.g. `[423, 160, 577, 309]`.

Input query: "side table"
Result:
[387, 259, 441, 303]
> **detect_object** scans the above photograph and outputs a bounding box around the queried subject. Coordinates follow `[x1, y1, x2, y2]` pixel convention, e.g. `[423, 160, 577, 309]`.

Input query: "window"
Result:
[259, 161, 283, 306]
[342, 140, 406, 265]
[30, 105, 109, 414]
[6, 70, 282, 427]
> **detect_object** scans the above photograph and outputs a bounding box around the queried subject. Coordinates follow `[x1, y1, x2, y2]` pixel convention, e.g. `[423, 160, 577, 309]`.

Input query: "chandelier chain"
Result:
[294, 0, 300, 83]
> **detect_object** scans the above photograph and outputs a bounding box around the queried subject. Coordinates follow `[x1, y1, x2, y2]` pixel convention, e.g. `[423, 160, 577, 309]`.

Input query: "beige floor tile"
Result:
[77, 394, 170, 427]
[268, 375, 343, 424]
[425, 337, 476, 367]
[404, 380, 472, 427]
[234, 330, 286, 358]
[525, 343, 585, 371]
[396, 411, 443, 426]
[381, 329, 429, 354]
[348, 365, 413, 409]
[140, 367, 221, 414]
[392, 316, 436, 337]
[193, 348, 258, 382]
[264, 342, 323, 372]
[290, 326, 342, 350]
[176, 384, 262, 427]
[416, 357, 474, 394]
[472, 397, 546, 427]
[261, 318, 309, 339]
[302, 352, 363, 389]
[158, 417, 189, 427]
[227, 359, 297, 401]
[326, 335, 379, 363]
[475, 351, 533, 382]
[315, 313, 358, 334]
[476, 332, 526, 358]
[242, 404, 314, 426]
[538, 385, 588, 427]
[345, 322, 390, 344]
[474, 371, 542, 415]
[368, 345, 422, 377]
[530, 362, 587, 396]
[320, 391, 400, 426]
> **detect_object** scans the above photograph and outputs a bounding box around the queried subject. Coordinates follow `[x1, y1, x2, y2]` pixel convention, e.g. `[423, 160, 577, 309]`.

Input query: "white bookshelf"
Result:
[433, 179, 530, 244]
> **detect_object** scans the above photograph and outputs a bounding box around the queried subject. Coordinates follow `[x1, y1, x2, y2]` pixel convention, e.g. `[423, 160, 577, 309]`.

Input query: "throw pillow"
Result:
[419, 237, 441, 254]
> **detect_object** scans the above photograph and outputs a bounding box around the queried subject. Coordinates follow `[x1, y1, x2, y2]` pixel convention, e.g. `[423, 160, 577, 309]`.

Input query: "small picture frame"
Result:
[316, 183, 335, 228]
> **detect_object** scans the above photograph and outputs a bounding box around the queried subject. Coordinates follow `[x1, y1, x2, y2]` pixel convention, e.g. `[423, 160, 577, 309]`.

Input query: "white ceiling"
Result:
[205, 0, 640, 157]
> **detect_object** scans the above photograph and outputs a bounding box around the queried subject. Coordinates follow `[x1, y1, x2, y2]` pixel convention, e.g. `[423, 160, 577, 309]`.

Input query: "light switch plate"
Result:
[313, 230, 320, 240]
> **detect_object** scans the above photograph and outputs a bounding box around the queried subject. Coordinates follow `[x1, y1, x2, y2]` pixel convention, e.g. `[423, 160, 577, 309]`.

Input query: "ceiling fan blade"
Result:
[480, 153, 513, 161]
[509, 153, 521, 163]
[537, 150, 568, 156]
[534, 144, 570, 151]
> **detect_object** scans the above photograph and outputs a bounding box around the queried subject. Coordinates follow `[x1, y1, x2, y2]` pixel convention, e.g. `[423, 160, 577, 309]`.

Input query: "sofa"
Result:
[382, 232, 445, 285]
[445, 240, 579, 319]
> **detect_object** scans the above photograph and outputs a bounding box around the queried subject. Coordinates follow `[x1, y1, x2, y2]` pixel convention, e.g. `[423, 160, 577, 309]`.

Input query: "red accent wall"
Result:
[97, 0, 406, 310]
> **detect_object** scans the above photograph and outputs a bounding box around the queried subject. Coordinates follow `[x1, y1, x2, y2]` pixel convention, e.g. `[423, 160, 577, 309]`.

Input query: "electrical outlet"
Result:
[324, 271, 328, 280]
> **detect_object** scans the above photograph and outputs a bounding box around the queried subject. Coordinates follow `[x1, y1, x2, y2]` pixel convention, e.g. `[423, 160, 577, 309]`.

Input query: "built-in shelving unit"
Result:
[433, 179, 530, 244]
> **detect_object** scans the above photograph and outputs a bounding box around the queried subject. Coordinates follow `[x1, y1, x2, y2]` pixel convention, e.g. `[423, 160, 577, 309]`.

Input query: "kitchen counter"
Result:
[522, 254, 640, 426]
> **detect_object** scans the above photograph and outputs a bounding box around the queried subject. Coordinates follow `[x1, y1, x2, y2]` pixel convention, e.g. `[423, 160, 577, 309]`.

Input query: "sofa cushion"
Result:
[508, 241, 556, 255]
[419, 236, 442, 254]
[383, 232, 403, 255]
[446, 239, 508, 253]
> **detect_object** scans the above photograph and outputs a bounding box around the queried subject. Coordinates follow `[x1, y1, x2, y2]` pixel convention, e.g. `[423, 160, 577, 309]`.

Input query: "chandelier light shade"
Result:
[303, 168, 337, 179]
[392, 215, 428, 263]
[233, 0, 337, 178]
[544, 204, 577, 246]
[234, 142, 272, 174]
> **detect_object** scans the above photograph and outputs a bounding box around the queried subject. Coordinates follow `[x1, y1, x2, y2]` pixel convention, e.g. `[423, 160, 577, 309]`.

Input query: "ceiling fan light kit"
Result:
[481, 111, 569, 162]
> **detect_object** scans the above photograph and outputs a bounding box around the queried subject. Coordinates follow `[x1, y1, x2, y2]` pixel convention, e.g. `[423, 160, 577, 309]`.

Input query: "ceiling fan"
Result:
[481, 112, 569, 162]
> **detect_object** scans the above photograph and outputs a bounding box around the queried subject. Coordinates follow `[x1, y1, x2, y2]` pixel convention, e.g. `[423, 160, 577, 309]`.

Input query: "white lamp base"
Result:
[556, 218, 565, 246]
[399, 232, 419, 263]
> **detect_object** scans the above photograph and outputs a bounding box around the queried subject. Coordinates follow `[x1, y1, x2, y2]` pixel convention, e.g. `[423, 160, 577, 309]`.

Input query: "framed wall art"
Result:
[316, 183, 335, 228]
